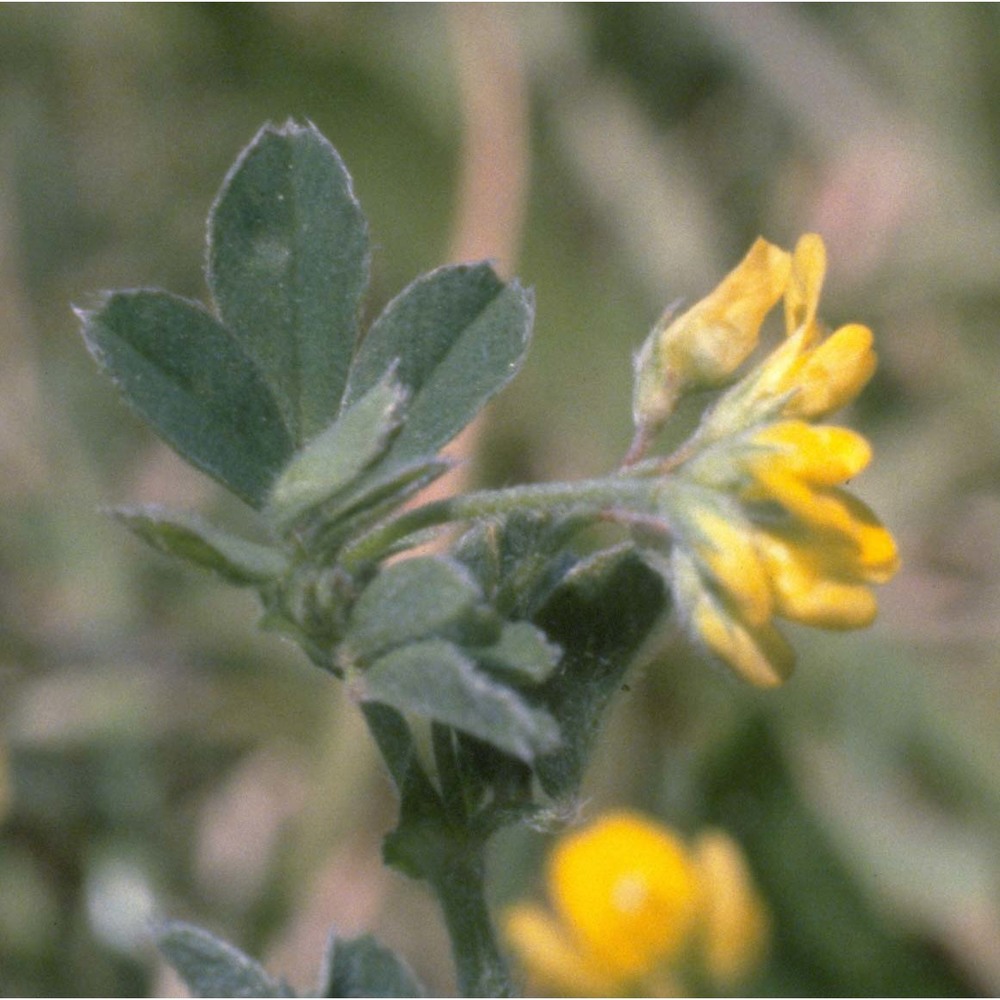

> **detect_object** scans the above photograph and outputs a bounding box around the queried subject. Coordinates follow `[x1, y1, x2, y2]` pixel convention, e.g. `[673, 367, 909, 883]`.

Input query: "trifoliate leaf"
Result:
[344, 557, 484, 661]
[473, 621, 561, 684]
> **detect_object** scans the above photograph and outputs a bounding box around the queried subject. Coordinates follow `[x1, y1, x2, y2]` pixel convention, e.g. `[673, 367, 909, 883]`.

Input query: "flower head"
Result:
[637, 234, 899, 686]
[504, 811, 769, 997]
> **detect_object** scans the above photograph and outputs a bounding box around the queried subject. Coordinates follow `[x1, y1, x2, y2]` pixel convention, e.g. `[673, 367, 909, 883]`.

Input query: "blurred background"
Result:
[1, 4, 997, 995]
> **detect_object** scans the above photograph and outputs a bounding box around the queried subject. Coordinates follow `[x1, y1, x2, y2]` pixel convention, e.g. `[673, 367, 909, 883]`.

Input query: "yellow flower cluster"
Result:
[504, 811, 769, 997]
[637, 234, 899, 687]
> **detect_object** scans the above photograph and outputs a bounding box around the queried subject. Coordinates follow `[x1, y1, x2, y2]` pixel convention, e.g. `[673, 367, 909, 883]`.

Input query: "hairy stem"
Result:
[431, 848, 514, 998]
[341, 473, 662, 569]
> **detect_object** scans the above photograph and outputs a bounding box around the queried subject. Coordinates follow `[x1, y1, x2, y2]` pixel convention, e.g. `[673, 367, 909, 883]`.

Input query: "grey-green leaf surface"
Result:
[266, 373, 408, 533]
[474, 621, 561, 684]
[79, 290, 293, 507]
[344, 556, 483, 661]
[208, 120, 370, 443]
[318, 933, 424, 998]
[155, 921, 293, 998]
[115, 506, 289, 585]
[342, 263, 533, 461]
[360, 639, 560, 762]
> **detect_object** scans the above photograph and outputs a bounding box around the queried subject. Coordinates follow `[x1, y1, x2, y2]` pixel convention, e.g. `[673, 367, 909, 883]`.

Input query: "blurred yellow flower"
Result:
[504, 811, 769, 997]
[644, 233, 899, 686]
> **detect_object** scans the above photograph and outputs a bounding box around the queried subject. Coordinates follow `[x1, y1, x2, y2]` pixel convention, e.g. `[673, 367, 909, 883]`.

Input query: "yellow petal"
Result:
[751, 467, 866, 541]
[750, 421, 872, 485]
[833, 493, 901, 581]
[784, 575, 878, 629]
[784, 233, 826, 337]
[692, 592, 795, 688]
[550, 812, 701, 978]
[654, 238, 791, 388]
[785, 323, 877, 418]
[633, 238, 793, 436]
[749, 325, 811, 399]
[690, 509, 773, 626]
[691, 831, 770, 986]
[695, 327, 810, 442]
[755, 528, 879, 629]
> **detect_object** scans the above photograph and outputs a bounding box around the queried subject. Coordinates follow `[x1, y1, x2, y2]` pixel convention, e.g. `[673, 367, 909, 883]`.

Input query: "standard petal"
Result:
[750, 421, 872, 485]
[784, 233, 826, 337]
[786, 323, 877, 418]
[654, 237, 791, 388]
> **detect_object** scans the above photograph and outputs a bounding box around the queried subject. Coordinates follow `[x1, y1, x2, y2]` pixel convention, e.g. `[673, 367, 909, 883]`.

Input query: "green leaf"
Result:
[114, 506, 289, 585]
[359, 639, 559, 762]
[78, 291, 293, 507]
[318, 932, 424, 998]
[533, 545, 668, 799]
[473, 621, 561, 684]
[344, 556, 485, 661]
[266, 373, 408, 533]
[343, 263, 533, 462]
[155, 921, 293, 998]
[208, 120, 370, 442]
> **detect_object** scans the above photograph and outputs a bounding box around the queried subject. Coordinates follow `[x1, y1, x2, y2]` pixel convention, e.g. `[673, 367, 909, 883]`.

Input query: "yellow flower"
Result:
[753, 525, 880, 629]
[504, 812, 770, 996]
[632, 238, 791, 441]
[644, 234, 899, 686]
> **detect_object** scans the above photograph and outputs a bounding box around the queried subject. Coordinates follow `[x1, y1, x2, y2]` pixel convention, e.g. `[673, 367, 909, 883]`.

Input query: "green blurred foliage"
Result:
[0, 4, 997, 996]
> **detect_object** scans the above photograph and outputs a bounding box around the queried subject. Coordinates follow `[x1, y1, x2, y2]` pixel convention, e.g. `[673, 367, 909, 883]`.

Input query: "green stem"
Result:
[431, 847, 514, 998]
[363, 708, 513, 997]
[341, 473, 661, 569]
